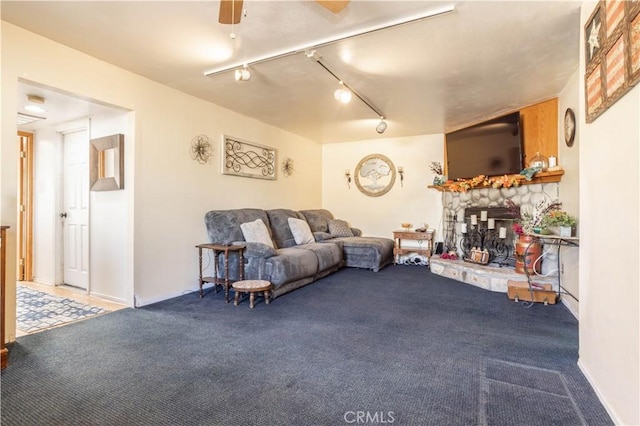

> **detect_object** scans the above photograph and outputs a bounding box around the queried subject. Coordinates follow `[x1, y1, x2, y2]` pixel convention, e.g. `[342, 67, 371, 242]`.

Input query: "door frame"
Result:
[17, 131, 34, 282]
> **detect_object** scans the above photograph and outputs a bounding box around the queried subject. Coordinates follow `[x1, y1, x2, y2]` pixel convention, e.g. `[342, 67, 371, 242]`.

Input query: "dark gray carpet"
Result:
[1, 266, 612, 425]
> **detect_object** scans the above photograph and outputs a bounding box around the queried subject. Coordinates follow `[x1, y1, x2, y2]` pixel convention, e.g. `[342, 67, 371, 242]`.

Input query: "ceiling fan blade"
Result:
[219, 0, 243, 24]
[316, 0, 350, 14]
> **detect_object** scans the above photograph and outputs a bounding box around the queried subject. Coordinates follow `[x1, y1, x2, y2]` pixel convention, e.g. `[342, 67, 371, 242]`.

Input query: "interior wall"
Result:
[1, 22, 323, 339]
[89, 112, 129, 303]
[556, 68, 580, 317]
[578, 2, 640, 424]
[322, 135, 444, 241]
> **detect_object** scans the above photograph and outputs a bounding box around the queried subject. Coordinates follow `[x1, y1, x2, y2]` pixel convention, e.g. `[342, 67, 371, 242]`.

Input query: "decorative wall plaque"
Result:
[221, 135, 276, 180]
[354, 154, 396, 197]
[584, 1, 640, 123]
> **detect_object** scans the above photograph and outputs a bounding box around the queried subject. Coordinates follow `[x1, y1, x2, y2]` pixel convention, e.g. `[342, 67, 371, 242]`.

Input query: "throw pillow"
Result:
[328, 219, 354, 238]
[240, 219, 274, 248]
[288, 218, 315, 245]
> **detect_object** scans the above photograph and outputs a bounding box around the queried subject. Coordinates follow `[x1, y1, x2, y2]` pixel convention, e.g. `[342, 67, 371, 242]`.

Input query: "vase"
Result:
[559, 226, 572, 237]
[514, 235, 542, 275]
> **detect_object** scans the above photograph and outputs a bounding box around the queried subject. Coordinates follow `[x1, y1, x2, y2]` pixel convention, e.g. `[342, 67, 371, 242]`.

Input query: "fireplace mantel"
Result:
[428, 170, 564, 192]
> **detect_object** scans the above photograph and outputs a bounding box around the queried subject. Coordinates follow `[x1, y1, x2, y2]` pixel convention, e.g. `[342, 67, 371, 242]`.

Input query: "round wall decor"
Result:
[354, 154, 396, 197]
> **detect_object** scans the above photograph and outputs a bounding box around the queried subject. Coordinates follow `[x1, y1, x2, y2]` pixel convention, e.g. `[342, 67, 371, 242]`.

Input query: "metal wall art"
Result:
[585, 0, 640, 123]
[190, 134, 212, 164]
[281, 157, 294, 177]
[354, 153, 396, 197]
[221, 135, 276, 180]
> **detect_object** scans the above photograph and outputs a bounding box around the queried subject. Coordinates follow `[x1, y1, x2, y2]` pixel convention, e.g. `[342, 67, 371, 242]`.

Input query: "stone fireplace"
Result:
[431, 182, 559, 292]
[441, 182, 559, 259]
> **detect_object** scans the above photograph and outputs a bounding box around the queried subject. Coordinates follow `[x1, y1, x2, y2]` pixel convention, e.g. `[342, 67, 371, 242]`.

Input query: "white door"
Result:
[62, 130, 89, 289]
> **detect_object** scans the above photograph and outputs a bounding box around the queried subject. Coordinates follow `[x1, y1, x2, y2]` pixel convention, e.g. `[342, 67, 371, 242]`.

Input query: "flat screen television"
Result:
[445, 112, 523, 180]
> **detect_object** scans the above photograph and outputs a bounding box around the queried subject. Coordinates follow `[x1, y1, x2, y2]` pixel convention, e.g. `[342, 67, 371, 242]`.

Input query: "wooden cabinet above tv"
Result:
[520, 98, 558, 167]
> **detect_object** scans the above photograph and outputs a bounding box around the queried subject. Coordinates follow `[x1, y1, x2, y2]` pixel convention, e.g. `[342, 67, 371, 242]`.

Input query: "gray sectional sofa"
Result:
[204, 208, 394, 298]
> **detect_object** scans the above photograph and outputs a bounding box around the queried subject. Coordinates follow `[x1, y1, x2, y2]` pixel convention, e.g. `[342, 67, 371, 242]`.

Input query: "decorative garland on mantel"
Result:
[428, 167, 564, 193]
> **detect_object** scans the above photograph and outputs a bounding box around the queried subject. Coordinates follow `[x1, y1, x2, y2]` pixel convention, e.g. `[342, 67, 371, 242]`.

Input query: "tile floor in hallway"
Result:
[16, 281, 126, 337]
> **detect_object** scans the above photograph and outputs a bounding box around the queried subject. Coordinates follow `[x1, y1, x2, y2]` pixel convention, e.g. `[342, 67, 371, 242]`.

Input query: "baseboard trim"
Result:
[561, 297, 578, 319]
[88, 291, 126, 305]
[134, 283, 214, 307]
[577, 359, 621, 425]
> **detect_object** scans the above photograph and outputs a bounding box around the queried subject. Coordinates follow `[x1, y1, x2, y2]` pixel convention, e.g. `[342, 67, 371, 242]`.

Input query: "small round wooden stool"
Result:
[232, 280, 273, 308]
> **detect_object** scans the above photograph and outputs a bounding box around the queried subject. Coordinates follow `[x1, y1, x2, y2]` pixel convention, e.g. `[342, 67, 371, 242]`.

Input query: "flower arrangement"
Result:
[505, 199, 563, 235]
[429, 161, 447, 186]
[440, 251, 458, 260]
[429, 161, 443, 175]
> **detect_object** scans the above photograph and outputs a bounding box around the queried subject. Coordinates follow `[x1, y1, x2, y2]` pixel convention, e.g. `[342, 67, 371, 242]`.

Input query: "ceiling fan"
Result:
[218, 0, 350, 24]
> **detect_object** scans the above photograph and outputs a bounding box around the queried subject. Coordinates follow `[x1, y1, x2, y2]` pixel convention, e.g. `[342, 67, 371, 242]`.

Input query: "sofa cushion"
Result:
[313, 231, 334, 242]
[328, 219, 355, 237]
[265, 247, 319, 285]
[204, 209, 270, 245]
[299, 209, 334, 233]
[331, 236, 394, 272]
[240, 219, 274, 248]
[267, 209, 304, 249]
[292, 242, 343, 272]
[288, 217, 314, 245]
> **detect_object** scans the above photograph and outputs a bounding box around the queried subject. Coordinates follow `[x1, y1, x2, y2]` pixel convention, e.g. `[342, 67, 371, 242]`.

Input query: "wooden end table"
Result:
[393, 230, 434, 265]
[196, 243, 245, 303]
[232, 280, 273, 308]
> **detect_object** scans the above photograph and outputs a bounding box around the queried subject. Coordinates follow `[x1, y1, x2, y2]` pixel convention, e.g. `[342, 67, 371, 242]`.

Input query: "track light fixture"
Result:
[308, 51, 388, 134]
[334, 81, 352, 103]
[234, 65, 251, 81]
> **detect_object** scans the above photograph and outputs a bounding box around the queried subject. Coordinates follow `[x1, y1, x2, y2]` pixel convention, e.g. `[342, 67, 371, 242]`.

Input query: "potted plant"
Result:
[542, 210, 577, 237]
[429, 161, 446, 186]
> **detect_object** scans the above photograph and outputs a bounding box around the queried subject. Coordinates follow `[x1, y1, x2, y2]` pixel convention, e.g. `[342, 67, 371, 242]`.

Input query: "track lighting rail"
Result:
[203, 5, 455, 78]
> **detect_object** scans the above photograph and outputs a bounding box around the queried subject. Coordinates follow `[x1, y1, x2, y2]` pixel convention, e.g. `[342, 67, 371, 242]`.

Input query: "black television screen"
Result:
[445, 112, 523, 180]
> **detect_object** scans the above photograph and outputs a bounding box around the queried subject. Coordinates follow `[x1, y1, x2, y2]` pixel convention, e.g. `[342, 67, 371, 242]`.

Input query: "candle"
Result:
[488, 218, 495, 229]
[470, 215, 477, 225]
[481, 211, 488, 221]
[461, 223, 467, 234]
[499, 227, 507, 239]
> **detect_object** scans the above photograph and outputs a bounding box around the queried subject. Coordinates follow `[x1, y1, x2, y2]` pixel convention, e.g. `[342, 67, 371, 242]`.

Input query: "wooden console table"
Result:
[196, 243, 245, 303]
[1, 226, 10, 370]
[393, 230, 434, 265]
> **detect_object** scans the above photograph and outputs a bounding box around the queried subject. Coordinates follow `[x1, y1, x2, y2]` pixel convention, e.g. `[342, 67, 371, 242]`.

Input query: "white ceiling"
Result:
[3, 1, 581, 143]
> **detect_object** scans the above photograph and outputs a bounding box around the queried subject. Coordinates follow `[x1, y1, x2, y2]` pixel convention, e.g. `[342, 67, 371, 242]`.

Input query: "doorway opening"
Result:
[15, 80, 131, 337]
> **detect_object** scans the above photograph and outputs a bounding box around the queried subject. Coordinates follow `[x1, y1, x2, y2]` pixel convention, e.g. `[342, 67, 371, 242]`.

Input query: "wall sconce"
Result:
[345, 169, 351, 189]
[398, 166, 404, 187]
